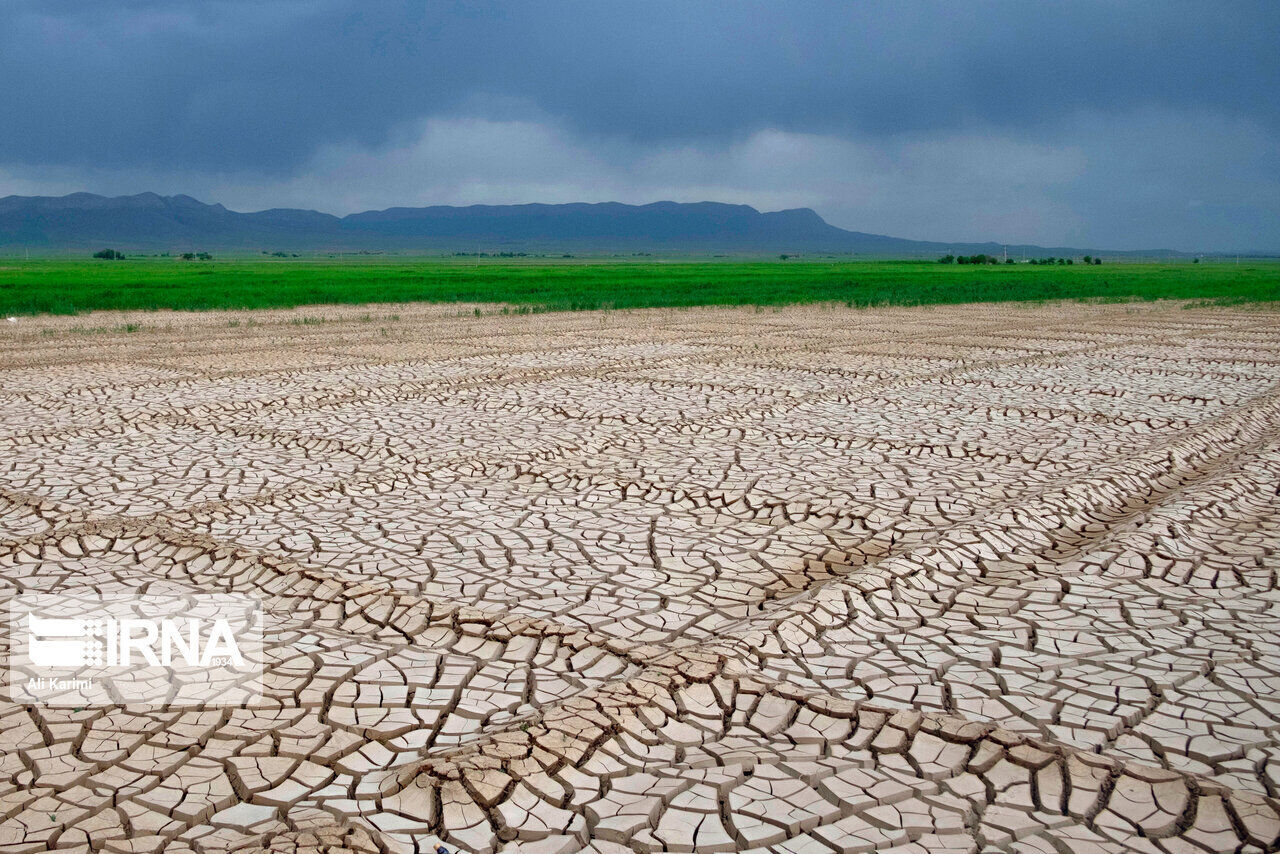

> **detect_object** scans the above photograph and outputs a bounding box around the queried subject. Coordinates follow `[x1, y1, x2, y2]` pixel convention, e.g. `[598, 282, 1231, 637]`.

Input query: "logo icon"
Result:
[27, 616, 104, 667]
[8, 593, 263, 707]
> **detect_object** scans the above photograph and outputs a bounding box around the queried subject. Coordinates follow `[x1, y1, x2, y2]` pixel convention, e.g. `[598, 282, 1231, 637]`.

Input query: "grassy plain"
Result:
[0, 257, 1276, 316]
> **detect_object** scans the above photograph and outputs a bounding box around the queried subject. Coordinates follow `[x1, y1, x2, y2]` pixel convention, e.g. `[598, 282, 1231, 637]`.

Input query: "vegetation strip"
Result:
[2, 258, 1277, 315]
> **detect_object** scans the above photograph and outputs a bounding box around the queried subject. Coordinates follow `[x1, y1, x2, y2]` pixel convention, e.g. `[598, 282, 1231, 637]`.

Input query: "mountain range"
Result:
[0, 192, 1182, 257]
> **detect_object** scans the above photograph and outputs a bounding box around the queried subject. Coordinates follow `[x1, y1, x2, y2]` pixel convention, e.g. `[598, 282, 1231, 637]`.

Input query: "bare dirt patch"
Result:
[2, 302, 1279, 852]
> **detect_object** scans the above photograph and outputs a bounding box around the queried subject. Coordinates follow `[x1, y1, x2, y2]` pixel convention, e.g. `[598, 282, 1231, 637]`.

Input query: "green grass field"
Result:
[0, 257, 1276, 316]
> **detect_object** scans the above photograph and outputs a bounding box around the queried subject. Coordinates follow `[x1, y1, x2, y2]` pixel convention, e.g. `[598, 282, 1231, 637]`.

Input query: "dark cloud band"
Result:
[1, 1, 1277, 249]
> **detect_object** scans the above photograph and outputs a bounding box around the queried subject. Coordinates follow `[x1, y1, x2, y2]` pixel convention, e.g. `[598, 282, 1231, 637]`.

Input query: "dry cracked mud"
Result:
[2, 301, 1280, 853]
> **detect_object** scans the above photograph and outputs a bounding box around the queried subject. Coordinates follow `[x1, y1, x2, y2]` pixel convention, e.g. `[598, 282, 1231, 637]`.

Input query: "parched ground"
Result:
[2, 301, 1280, 853]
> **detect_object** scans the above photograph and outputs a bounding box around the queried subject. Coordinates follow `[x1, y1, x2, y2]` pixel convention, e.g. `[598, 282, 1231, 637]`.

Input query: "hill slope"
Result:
[0, 192, 1177, 256]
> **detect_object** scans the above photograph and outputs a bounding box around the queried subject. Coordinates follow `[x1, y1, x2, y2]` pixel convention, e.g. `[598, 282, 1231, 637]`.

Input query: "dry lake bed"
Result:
[2, 301, 1279, 853]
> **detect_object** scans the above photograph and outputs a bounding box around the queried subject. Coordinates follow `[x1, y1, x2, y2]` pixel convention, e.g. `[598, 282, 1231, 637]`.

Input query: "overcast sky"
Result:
[2, 1, 1277, 250]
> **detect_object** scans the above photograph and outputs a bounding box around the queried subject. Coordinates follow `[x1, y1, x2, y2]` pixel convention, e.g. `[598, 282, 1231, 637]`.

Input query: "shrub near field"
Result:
[0, 258, 1277, 315]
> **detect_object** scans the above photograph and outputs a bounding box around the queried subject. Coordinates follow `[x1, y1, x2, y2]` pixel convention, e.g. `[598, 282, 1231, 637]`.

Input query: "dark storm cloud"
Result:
[1, 1, 1278, 249]
[4, 0, 1276, 171]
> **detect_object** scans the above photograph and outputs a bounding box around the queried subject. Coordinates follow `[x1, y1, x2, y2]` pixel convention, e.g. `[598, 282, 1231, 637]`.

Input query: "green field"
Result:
[1, 257, 1276, 316]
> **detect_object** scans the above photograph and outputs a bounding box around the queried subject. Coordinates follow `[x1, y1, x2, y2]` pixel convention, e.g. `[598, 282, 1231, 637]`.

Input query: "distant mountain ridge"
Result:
[0, 192, 1183, 256]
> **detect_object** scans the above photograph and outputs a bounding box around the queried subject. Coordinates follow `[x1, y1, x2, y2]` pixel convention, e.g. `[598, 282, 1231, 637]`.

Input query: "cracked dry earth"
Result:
[2, 301, 1280, 854]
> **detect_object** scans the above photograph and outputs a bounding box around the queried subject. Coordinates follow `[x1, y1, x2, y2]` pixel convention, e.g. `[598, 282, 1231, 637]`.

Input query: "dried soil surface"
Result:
[2, 302, 1280, 853]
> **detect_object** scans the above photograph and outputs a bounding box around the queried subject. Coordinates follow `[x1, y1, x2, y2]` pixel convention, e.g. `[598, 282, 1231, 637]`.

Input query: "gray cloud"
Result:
[1, 1, 1277, 249]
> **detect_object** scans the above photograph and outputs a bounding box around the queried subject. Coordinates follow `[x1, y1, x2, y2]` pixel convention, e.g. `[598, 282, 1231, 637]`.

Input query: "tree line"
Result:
[938, 254, 1103, 265]
[92, 249, 213, 260]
